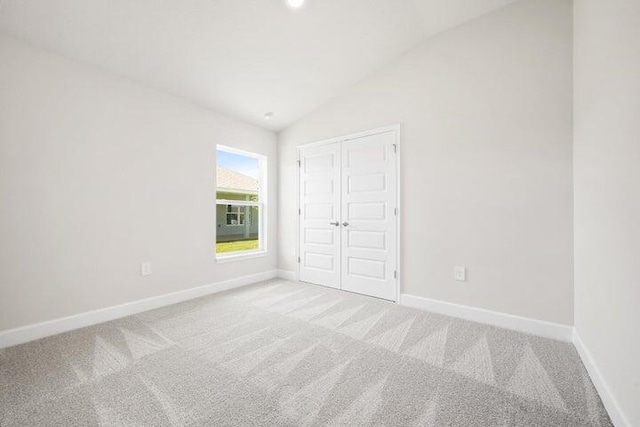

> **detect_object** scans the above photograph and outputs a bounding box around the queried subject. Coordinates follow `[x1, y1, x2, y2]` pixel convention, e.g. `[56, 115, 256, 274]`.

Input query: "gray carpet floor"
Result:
[1, 279, 612, 426]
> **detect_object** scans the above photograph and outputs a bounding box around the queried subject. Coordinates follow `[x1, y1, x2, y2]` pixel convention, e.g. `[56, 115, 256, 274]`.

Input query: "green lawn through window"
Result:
[216, 239, 259, 254]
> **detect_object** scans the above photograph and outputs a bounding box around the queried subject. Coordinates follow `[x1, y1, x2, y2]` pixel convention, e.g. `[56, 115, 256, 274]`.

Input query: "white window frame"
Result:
[216, 145, 267, 262]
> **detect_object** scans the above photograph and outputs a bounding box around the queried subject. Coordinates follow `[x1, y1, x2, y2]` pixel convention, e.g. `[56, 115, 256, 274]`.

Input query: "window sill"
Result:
[216, 250, 268, 264]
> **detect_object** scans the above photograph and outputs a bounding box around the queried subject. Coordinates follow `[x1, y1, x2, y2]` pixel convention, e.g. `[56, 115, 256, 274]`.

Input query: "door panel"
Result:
[348, 230, 386, 250]
[341, 132, 397, 301]
[348, 202, 387, 220]
[299, 143, 341, 289]
[348, 173, 386, 193]
[348, 257, 386, 279]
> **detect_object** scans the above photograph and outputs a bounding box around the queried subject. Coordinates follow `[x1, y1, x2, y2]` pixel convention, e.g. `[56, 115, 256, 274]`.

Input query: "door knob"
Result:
[342, 222, 349, 227]
[329, 221, 340, 226]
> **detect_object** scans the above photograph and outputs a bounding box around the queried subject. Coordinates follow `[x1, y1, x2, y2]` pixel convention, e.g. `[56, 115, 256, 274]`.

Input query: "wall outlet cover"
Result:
[141, 261, 152, 276]
[454, 266, 466, 282]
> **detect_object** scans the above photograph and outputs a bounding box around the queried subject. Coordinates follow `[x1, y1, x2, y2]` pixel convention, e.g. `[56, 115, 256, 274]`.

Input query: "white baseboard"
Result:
[573, 330, 630, 427]
[400, 294, 573, 342]
[0, 269, 278, 349]
[277, 270, 297, 281]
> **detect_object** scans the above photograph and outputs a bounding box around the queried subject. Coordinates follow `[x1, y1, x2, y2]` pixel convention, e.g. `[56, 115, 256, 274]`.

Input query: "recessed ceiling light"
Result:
[264, 112, 274, 120]
[286, 0, 305, 9]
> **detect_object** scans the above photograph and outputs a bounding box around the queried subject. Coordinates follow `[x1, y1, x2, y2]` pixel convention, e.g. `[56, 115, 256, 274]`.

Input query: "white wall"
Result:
[278, 0, 574, 325]
[574, 0, 640, 424]
[0, 35, 278, 332]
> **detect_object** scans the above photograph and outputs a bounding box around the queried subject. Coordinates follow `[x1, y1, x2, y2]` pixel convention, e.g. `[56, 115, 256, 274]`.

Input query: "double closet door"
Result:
[298, 129, 398, 301]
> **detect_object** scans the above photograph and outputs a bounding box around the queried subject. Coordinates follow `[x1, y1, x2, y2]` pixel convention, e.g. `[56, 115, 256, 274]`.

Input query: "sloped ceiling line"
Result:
[0, 0, 517, 131]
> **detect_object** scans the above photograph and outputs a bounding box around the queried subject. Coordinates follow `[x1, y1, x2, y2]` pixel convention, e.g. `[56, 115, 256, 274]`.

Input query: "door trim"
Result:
[296, 124, 402, 303]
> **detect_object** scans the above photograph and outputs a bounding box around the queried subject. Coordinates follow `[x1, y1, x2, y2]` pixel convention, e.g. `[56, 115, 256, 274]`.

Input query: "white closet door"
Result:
[340, 132, 397, 301]
[299, 143, 341, 289]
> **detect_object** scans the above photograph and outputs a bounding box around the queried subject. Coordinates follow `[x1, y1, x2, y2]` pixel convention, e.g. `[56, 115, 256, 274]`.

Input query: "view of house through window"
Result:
[216, 146, 265, 256]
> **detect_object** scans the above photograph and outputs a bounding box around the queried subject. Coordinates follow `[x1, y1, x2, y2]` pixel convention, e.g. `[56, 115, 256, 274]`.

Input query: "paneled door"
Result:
[340, 132, 397, 301]
[298, 128, 398, 301]
[298, 143, 341, 289]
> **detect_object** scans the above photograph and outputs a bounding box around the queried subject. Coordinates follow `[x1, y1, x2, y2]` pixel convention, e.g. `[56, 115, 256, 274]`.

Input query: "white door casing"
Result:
[340, 132, 397, 301]
[298, 143, 341, 289]
[298, 127, 399, 301]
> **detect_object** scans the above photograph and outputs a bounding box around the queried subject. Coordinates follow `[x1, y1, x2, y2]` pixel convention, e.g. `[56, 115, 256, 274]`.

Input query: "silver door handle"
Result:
[329, 221, 340, 226]
[342, 222, 349, 227]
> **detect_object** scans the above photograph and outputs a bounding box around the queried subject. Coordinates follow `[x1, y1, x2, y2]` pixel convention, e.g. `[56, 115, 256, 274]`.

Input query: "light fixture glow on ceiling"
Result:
[286, 0, 305, 9]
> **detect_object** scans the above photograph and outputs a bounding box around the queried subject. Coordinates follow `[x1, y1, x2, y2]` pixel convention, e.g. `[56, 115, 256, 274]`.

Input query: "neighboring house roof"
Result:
[217, 166, 259, 193]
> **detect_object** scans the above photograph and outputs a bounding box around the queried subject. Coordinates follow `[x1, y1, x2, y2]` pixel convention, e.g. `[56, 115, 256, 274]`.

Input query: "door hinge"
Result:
[297, 257, 301, 263]
[298, 208, 301, 215]
[297, 160, 301, 167]
[394, 207, 398, 216]
[394, 270, 397, 279]
[392, 143, 397, 153]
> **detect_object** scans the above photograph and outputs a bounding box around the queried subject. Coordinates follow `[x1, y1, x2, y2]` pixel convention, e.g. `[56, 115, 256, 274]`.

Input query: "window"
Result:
[216, 145, 266, 260]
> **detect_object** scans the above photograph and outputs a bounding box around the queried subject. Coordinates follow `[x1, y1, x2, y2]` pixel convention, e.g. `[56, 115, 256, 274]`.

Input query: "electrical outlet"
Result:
[141, 261, 152, 276]
[454, 265, 466, 282]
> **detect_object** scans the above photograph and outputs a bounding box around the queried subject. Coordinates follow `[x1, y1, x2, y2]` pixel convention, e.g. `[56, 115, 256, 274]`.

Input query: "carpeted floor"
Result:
[0, 279, 612, 426]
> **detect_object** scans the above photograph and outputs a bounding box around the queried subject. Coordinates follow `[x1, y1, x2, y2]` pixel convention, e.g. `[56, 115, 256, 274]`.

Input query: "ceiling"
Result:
[0, 0, 516, 131]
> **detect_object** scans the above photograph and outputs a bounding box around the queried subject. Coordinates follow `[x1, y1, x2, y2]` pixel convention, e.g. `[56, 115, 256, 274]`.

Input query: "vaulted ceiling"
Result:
[0, 0, 516, 130]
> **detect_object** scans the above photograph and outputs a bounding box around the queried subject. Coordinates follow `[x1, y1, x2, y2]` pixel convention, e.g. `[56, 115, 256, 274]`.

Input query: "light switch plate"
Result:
[454, 265, 466, 281]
